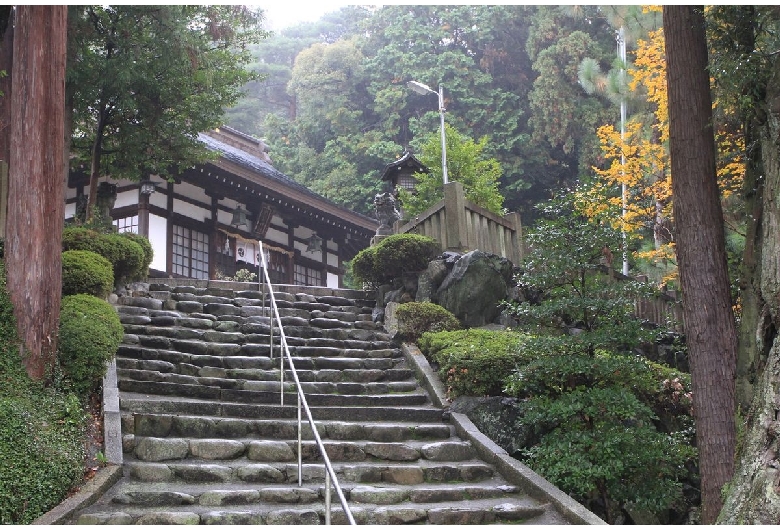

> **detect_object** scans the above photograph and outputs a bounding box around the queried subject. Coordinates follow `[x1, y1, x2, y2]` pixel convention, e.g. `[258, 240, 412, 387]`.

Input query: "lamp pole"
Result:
[408, 80, 448, 184]
[617, 26, 629, 276]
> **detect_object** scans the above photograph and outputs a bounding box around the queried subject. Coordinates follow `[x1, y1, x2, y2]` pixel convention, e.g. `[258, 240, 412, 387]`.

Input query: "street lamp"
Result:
[407, 80, 448, 184]
[616, 27, 629, 276]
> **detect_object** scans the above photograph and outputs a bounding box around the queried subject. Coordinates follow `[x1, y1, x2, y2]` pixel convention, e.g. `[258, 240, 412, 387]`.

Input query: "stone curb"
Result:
[31, 465, 122, 525]
[400, 342, 607, 526]
[32, 359, 125, 525]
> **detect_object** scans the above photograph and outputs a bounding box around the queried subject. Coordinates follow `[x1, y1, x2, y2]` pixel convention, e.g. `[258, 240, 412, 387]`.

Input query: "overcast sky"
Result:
[258, 2, 359, 31]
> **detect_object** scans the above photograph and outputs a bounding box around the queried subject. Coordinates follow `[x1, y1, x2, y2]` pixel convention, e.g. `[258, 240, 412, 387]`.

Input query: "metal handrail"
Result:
[257, 241, 356, 525]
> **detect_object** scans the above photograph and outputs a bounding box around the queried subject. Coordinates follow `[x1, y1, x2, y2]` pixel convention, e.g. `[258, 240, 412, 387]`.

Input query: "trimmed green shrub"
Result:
[374, 234, 440, 278]
[419, 329, 593, 398]
[394, 301, 460, 344]
[419, 329, 536, 397]
[58, 294, 124, 397]
[103, 233, 144, 283]
[62, 227, 146, 284]
[352, 234, 440, 286]
[119, 232, 153, 278]
[351, 246, 378, 287]
[62, 250, 114, 298]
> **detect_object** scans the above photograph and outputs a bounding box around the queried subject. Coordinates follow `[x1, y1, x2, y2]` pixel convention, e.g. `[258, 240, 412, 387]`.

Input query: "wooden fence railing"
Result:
[633, 287, 684, 333]
[394, 181, 523, 265]
[392, 182, 681, 332]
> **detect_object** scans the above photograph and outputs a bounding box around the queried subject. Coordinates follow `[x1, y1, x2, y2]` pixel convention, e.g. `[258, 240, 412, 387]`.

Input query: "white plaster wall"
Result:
[174, 198, 210, 222]
[149, 214, 167, 272]
[114, 189, 138, 209]
[176, 181, 211, 205]
[294, 226, 315, 240]
[150, 190, 168, 209]
[265, 227, 287, 246]
[327, 272, 339, 289]
[65, 186, 78, 201]
[327, 246, 338, 268]
[64, 203, 76, 219]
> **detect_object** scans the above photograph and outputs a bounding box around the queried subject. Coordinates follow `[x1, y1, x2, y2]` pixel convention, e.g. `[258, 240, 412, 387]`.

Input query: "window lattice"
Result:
[172, 224, 209, 279]
[114, 215, 138, 234]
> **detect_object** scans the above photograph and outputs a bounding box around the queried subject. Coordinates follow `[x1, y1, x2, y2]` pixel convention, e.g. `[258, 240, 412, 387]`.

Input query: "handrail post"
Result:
[256, 240, 355, 525]
[298, 392, 303, 487]
[325, 472, 332, 525]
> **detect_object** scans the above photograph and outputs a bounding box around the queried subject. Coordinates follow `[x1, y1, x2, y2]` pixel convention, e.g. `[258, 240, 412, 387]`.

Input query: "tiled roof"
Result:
[198, 132, 376, 226]
[198, 132, 311, 195]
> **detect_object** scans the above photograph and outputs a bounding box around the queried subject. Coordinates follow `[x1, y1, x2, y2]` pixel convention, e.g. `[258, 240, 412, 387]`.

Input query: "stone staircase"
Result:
[69, 281, 599, 525]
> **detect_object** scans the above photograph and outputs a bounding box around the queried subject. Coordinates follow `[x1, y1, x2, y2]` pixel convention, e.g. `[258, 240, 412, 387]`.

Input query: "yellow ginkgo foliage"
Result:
[577, 9, 745, 287]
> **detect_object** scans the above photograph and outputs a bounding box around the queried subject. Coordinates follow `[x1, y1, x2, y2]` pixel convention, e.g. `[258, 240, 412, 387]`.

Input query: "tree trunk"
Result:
[6, 6, 68, 380]
[0, 6, 13, 240]
[663, 6, 737, 524]
[720, 43, 780, 523]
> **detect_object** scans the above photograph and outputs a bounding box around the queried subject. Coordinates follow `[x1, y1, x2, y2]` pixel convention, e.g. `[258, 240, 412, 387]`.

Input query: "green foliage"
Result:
[248, 5, 628, 221]
[505, 192, 660, 355]
[352, 234, 440, 286]
[62, 227, 147, 284]
[419, 322, 696, 521]
[419, 329, 540, 397]
[68, 6, 268, 185]
[0, 264, 87, 524]
[520, 386, 695, 521]
[394, 302, 460, 343]
[216, 268, 258, 282]
[58, 294, 124, 398]
[507, 350, 695, 522]
[233, 269, 257, 282]
[120, 232, 154, 277]
[505, 350, 694, 431]
[398, 124, 505, 217]
[62, 250, 114, 298]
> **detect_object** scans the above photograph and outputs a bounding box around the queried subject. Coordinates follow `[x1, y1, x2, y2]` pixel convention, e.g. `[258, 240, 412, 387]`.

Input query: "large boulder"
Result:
[415, 259, 449, 303]
[434, 250, 513, 327]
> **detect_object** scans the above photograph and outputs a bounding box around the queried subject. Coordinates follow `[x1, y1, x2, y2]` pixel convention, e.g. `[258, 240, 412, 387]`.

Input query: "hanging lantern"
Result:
[139, 178, 157, 196]
[306, 233, 323, 253]
[231, 205, 249, 228]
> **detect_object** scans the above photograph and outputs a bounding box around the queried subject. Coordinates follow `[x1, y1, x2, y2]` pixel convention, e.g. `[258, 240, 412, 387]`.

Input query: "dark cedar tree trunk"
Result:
[663, 6, 737, 524]
[6, 6, 68, 380]
[0, 7, 13, 238]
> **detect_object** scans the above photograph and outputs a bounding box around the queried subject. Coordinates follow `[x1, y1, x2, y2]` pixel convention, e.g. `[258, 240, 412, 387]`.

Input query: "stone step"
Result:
[123, 286, 373, 306]
[116, 347, 406, 372]
[72, 284, 587, 526]
[121, 459, 497, 485]
[118, 295, 372, 323]
[122, 316, 390, 343]
[83, 481, 525, 508]
[117, 368, 420, 395]
[118, 342, 400, 361]
[123, 436, 476, 464]
[75, 496, 557, 525]
[117, 380, 430, 407]
[124, 414, 454, 441]
[116, 358, 414, 383]
[119, 308, 376, 328]
[119, 394, 446, 423]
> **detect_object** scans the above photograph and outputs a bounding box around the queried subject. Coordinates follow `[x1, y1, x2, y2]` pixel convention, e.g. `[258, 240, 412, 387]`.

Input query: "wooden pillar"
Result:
[443, 181, 467, 253]
[505, 211, 523, 265]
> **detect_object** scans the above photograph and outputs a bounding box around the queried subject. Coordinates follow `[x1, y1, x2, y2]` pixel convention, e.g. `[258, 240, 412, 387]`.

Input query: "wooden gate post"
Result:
[443, 181, 467, 253]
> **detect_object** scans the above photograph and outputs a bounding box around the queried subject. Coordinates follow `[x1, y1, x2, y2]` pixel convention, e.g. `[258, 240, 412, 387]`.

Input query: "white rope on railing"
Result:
[257, 241, 356, 525]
